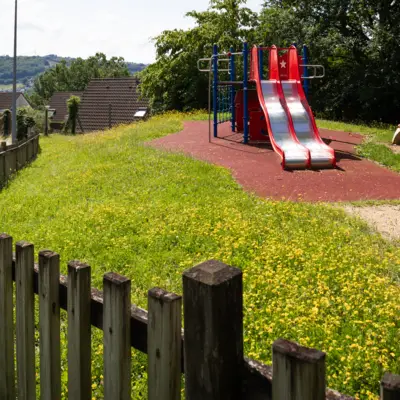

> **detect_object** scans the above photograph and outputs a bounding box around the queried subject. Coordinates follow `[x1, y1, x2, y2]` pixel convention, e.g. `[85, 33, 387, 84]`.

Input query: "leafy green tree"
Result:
[64, 95, 81, 134]
[139, 0, 258, 112]
[29, 53, 130, 107]
[262, 0, 400, 123]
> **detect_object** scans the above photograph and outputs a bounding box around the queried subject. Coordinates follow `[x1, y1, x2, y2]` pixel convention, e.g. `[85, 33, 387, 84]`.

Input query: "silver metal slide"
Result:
[282, 81, 335, 168]
[260, 80, 310, 169]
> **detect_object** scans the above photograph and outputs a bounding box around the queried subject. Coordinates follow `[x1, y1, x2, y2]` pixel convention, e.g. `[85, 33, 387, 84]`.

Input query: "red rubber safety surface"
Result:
[149, 121, 400, 202]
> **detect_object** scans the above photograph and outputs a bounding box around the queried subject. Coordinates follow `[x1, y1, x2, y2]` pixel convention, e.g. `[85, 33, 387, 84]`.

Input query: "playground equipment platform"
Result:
[199, 43, 336, 170]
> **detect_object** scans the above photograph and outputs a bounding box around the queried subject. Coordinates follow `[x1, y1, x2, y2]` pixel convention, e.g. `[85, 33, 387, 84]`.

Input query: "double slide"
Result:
[250, 45, 336, 169]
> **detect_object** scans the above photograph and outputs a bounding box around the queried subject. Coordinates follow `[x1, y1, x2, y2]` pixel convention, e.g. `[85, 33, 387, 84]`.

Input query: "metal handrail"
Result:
[197, 58, 231, 72]
[300, 64, 325, 79]
[197, 57, 212, 72]
[197, 52, 243, 72]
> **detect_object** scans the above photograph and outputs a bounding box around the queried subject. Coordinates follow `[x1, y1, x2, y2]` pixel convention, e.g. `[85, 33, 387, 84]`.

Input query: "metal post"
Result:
[230, 47, 235, 132]
[243, 42, 249, 144]
[44, 106, 49, 136]
[258, 47, 263, 80]
[303, 44, 309, 100]
[213, 44, 218, 138]
[12, 0, 18, 144]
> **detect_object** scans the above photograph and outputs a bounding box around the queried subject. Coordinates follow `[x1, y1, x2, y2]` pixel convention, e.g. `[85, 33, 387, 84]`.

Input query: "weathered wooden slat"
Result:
[103, 272, 131, 400]
[183, 260, 244, 400]
[148, 287, 182, 400]
[0, 153, 5, 186]
[381, 373, 400, 400]
[11, 257, 149, 352]
[15, 241, 36, 400]
[39, 250, 61, 400]
[272, 339, 326, 400]
[68, 261, 92, 400]
[9, 257, 353, 400]
[0, 234, 15, 399]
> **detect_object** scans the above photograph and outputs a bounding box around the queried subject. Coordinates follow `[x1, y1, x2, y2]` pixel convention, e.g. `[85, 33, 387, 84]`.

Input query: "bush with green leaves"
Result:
[63, 95, 81, 134]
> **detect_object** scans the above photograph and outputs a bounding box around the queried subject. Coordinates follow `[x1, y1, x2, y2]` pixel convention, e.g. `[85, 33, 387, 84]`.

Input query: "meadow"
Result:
[1, 112, 400, 399]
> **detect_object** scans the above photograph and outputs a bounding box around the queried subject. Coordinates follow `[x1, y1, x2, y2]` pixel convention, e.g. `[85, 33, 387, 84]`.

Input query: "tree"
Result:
[64, 95, 81, 134]
[261, 0, 400, 123]
[139, 0, 258, 112]
[28, 53, 130, 108]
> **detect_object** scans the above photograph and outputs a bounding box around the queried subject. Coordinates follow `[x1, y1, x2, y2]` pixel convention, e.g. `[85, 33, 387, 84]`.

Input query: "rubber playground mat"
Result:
[149, 121, 400, 202]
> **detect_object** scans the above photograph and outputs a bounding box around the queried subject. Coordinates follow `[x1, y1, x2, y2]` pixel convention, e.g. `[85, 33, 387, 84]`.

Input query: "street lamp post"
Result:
[12, 0, 18, 144]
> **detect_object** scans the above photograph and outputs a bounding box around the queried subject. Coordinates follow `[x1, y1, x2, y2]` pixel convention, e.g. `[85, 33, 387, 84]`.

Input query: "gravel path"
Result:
[343, 205, 400, 241]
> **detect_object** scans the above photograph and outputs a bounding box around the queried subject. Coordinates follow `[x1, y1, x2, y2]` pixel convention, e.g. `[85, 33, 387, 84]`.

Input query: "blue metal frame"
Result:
[258, 47, 263, 80]
[302, 44, 309, 100]
[243, 42, 249, 144]
[213, 44, 218, 137]
[230, 46, 235, 132]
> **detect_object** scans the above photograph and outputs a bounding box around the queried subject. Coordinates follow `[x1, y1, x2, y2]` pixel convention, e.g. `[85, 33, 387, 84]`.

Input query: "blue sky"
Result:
[0, 0, 263, 63]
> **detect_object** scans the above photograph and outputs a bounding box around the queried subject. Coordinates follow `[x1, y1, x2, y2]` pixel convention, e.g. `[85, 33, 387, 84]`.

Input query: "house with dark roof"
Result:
[77, 77, 149, 132]
[0, 92, 31, 112]
[48, 91, 84, 131]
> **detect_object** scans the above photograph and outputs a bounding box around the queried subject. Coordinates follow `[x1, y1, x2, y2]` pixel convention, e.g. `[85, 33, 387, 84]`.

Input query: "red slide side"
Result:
[250, 45, 310, 169]
[287, 46, 336, 167]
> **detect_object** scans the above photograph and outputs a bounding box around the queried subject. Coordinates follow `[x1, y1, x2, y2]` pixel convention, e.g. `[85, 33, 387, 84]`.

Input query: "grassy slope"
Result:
[317, 119, 400, 172]
[1, 113, 400, 399]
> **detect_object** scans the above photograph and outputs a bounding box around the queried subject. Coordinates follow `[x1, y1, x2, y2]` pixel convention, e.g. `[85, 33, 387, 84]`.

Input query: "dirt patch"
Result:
[343, 205, 400, 240]
[390, 145, 400, 154]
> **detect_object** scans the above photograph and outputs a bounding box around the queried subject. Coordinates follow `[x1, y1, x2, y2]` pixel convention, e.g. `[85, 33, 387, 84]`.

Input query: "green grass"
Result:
[1, 112, 400, 399]
[0, 83, 24, 91]
[317, 119, 400, 172]
[357, 142, 400, 172]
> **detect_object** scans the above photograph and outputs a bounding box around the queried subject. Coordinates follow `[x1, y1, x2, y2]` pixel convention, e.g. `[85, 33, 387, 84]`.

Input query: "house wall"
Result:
[16, 94, 31, 108]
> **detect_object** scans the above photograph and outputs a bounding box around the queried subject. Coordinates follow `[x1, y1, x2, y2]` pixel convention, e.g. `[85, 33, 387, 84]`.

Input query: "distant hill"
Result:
[0, 55, 147, 91]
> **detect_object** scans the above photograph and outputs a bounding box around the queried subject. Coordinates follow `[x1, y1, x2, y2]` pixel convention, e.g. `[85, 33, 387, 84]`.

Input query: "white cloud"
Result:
[0, 0, 263, 63]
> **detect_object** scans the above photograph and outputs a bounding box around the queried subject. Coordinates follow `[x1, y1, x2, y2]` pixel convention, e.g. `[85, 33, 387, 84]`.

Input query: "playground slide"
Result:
[281, 46, 336, 168]
[250, 46, 310, 169]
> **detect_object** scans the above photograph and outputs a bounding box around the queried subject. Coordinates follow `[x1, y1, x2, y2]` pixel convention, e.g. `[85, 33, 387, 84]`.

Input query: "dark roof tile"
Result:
[77, 78, 149, 132]
[0, 92, 29, 110]
[49, 92, 84, 122]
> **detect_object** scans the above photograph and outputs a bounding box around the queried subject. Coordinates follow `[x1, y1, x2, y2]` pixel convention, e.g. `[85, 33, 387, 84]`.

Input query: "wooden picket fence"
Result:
[0, 234, 399, 400]
[0, 133, 40, 188]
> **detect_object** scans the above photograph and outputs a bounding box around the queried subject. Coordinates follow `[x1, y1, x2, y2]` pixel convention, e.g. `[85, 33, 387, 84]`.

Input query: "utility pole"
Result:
[12, 0, 18, 144]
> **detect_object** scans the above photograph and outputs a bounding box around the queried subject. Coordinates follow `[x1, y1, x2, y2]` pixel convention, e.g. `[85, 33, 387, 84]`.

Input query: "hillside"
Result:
[1, 112, 400, 398]
[0, 55, 147, 91]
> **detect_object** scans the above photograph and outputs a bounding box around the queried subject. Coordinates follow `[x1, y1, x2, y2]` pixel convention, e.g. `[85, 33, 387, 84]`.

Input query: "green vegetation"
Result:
[1, 113, 400, 399]
[64, 95, 81, 134]
[140, 0, 400, 124]
[317, 119, 400, 172]
[0, 83, 24, 90]
[28, 53, 132, 107]
[0, 55, 57, 86]
[358, 143, 400, 172]
[0, 55, 146, 90]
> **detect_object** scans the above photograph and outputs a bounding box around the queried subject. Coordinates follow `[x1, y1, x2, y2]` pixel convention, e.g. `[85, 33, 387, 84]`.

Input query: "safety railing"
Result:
[301, 64, 325, 79]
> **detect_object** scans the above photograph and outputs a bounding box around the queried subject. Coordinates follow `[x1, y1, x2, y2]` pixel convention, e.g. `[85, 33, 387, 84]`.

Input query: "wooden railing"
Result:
[0, 133, 40, 188]
[0, 234, 399, 399]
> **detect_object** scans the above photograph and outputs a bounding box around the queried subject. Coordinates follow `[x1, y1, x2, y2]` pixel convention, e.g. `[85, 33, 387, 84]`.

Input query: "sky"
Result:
[0, 0, 263, 64]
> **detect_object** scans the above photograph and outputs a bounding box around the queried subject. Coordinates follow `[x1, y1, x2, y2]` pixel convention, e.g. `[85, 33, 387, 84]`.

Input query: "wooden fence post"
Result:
[16, 241, 36, 400]
[68, 261, 92, 400]
[272, 339, 326, 400]
[0, 151, 5, 187]
[148, 287, 182, 400]
[0, 234, 15, 399]
[103, 272, 131, 400]
[183, 259, 243, 400]
[39, 250, 61, 400]
[381, 373, 400, 400]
